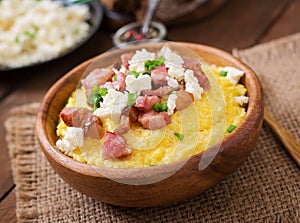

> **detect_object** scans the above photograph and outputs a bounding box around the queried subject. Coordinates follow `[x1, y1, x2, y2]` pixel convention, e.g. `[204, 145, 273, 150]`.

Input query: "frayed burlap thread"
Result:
[5, 33, 300, 222]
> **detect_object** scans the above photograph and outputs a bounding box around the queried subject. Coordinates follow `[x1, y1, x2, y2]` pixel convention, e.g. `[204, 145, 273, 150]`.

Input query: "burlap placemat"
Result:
[5, 33, 300, 222]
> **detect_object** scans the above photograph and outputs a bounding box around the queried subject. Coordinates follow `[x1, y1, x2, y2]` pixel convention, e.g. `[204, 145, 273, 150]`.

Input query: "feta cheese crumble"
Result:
[125, 74, 152, 93]
[223, 66, 245, 85]
[167, 65, 185, 81]
[160, 46, 185, 81]
[166, 76, 179, 88]
[129, 49, 155, 73]
[235, 96, 249, 105]
[160, 46, 184, 67]
[167, 93, 177, 115]
[93, 89, 128, 123]
[184, 69, 203, 99]
[56, 127, 84, 154]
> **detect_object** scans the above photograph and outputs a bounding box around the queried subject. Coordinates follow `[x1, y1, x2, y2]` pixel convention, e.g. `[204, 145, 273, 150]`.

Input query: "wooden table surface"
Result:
[0, 0, 299, 222]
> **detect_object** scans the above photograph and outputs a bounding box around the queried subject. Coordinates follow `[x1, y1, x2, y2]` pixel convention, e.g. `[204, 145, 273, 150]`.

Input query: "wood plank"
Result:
[0, 189, 17, 223]
[0, 77, 27, 101]
[259, 0, 300, 43]
[167, 0, 291, 51]
[0, 85, 9, 100]
[0, 28, 113, 200]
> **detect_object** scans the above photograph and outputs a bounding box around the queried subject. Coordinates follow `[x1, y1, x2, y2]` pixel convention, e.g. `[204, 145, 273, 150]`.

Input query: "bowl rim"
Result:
[36, 41, 263, 179]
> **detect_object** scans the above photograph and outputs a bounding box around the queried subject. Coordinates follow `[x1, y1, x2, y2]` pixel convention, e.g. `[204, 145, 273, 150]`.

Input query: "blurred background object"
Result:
[112, 21, 166, 46]
[101, 0, 227, 30]
[112, 0, 166, 46]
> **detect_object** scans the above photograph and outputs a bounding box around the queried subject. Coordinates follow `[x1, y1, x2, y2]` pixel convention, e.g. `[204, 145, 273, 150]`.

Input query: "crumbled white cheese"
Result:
[125, 74, 152, 93]
[223, 66, 245, 85]
[119, 65, 127, 74]
[112, 68, 119, 75]
[160, 46, 184, 67]
[167, 65, 185, 81]
[184, 69, 203, 99]
[167, 93, 177, 115]
[129, 49, 155, 73]
[93, 89, 128, 123]
[56, 127, 84, 154]
[235, 96, 249, 105]
[160, 46, 185, 81]
[166, 76, 179, 88]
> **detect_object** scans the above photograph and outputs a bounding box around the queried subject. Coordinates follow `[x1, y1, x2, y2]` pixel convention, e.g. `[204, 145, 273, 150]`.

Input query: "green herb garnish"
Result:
[88, 93, 98, 109]
[89, 85, 108, 110]
[127, 93, 138, 106]
[144, 56, 165, 70]
[152, 103, 161, 112]
[227, 125, 237, 133]
[70, 0, 93, 4]
[219, 71, 228, 77]
[98, 88, 108, 96]
[15, 36, 20, 44]
[72, 29, 80, 35]
[112, 75, 117, 81]
[160, 102, 168, 111]
[149, 164, 156, 167]
[142, 71, 150, 75]
[152, 102, 168, 112]
[23, 26, 39, 40]
[175, 132, 184, 141]
[92, 84, 99, 93]
[128, 70, 139, 78]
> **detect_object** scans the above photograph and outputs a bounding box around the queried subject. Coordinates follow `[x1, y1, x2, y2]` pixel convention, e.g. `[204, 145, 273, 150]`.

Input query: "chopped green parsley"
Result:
[227, 125, 237, 133]
[174, 132, 184, 141]
[153, 101, 168, 112]
[127, 93, 138, 106]
[144, 56, 165, 70]
[219, 71, 228, 77]
[89, 85, 108, 110]
[128, 70, 139, 78]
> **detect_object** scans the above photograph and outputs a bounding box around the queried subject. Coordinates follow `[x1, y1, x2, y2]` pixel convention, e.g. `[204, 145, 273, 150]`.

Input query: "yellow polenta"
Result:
[56, 66, 247, 168]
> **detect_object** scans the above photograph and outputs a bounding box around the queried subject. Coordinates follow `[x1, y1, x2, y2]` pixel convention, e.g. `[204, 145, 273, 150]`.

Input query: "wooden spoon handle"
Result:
[264, 108, 300, 166]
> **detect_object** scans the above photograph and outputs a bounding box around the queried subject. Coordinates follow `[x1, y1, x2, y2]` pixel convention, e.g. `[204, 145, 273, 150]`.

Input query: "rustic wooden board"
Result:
[167, 0, 291, 51]
[259, 0, 300, 43]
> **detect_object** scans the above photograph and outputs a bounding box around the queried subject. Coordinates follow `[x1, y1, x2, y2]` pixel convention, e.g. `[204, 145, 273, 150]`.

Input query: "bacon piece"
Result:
[138, 110, 171, 130]
[142, 86, 177, 97]
[85, 116, 105, 139]
[134, 95, 160, 111]
[128, 106, 139, 122]
[81, 68, 114, 96]
[100, 81, 114, 89]
[176, 90, 194, 111]
[99, 72, 126, 91]
[183, 57, 210, 90]
[113, 61, 121, 70]
[114, 72, 126, 91]
[60, 107, 104, 139]
[150, 65, 168, 88]
[102, 132, 132, 159]
[114, 107, 138, 135]
[121, 52, 134, 68]
[60, 107, 89, 127]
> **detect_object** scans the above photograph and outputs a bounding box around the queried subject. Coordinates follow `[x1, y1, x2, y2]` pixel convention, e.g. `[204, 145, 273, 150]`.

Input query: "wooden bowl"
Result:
[36, 42, 263, 207]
